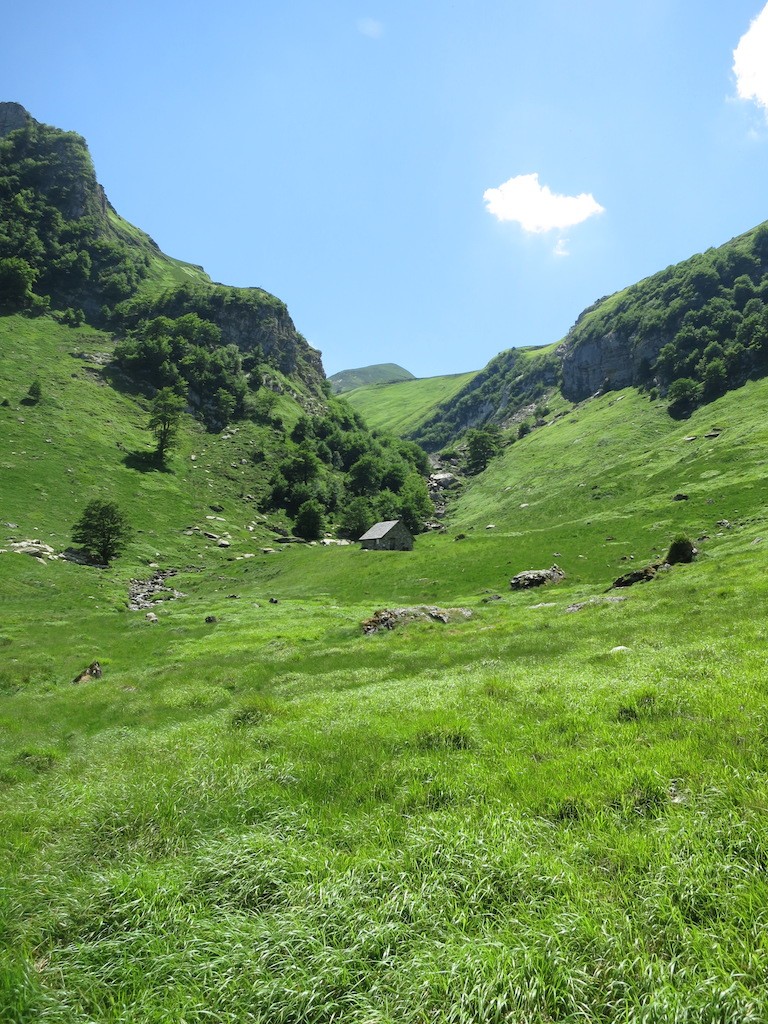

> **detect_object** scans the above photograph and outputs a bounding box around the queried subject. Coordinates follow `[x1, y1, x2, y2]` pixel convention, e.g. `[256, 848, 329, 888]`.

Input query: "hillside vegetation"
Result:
[0, 105, 433, 535]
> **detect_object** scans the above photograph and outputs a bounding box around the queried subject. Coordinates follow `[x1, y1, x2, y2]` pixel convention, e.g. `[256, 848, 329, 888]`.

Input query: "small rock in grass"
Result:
[145, 612, 158, 623]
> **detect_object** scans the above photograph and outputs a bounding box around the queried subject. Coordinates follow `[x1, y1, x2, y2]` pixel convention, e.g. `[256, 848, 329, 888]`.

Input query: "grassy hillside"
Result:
[4, 312, 768, 1021]
[343, 370, 478, 435]
[328, 362, 415, 394]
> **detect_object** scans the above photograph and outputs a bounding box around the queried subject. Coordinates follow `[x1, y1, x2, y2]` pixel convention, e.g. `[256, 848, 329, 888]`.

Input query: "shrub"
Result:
[666, 534, 697, 564]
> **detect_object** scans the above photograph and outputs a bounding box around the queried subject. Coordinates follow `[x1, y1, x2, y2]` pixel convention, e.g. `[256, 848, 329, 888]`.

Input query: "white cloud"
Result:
[553, 238, 570, 257]
[357, 18, 383, 39]
[483, 173, 605, 233]
[734, 3, 768, 115]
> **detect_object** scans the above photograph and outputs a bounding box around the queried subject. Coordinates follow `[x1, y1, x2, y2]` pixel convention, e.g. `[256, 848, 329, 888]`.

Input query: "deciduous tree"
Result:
[71, 499, 131, 565]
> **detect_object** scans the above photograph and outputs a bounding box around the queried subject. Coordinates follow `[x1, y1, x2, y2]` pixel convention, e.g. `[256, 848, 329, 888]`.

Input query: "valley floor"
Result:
[4, 339, 768, 1020]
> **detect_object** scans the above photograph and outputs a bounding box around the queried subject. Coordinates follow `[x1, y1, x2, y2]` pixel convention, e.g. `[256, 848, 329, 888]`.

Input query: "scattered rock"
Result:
[610, 646, 630, 654]
[217, 539, 231, 548]
[565, 595, 627, 613]
[145, 612, 159, 623]
[128, 570, 186, 610]
[362, 606, 473, 634]
[8, 539, 59, 561]
[269, 597, 279, 604]
[612, 564, 659, 588]
[210, 504, 224, 512]
[205, 615, 217, 624]
[752, 537, 763, 545]
[672, 493, 689, 501]
[72, 660, 102, 684]
[510, 565, 565, 590]
[704, 429, 722, 439]
[683, 435, 697, 442]
[716, 519, 732, 529]
[481, 594, 502, 603]
[486, 524, 496, 530]
[227, 594, 239, 600]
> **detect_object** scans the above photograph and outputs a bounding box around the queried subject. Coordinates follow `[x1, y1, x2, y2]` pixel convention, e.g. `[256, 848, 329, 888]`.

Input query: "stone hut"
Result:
[359, 520, 414, 551]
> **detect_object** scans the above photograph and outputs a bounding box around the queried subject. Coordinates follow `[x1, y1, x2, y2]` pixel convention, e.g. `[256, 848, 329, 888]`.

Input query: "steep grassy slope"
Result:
[4, 340, 768, 1020]
[409, 342, 560, 450]
[343, 370, 478, 435]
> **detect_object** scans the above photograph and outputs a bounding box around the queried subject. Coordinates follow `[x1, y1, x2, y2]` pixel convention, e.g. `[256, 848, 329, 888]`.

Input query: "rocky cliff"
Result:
[559, 221, 768, 403]
[0, 102, 326, 399]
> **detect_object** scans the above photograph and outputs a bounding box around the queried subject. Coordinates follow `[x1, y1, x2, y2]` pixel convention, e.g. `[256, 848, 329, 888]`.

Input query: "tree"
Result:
[398, 473, 433, 534]
[71, 499, 131, 565]
[294, 499, 325, 540]
[666, 377, 701, 418]
[702, 358, 727, 400]
[348, 453, 385, 495]
[466, 428, 501, 473]
[0, 257, 37, 311]
[148, 387, 186, 460]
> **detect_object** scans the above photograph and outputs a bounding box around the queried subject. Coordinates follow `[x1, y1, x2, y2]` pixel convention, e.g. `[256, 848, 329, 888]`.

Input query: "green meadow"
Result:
[343, 371, 478, 435]
[3, 315, 768, 1021]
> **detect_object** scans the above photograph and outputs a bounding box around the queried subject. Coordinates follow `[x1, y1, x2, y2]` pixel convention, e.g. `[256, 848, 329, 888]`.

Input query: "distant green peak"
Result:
[329, 363, 415, 394]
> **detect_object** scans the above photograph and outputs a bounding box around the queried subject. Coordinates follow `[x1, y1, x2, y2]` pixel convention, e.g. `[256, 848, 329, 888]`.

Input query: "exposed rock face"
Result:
[510, 565, 565, 590]
[560, 331, 664, 401]
[0, 101, 31, 137]
[0, 103, 108, 222]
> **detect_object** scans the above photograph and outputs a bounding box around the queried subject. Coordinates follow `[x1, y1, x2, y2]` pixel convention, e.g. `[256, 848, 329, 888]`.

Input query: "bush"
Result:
[666, 534, 697, 564]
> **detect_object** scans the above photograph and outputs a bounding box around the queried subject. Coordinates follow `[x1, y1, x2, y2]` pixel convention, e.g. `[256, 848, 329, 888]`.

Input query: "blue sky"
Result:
[3, 1, 768, 377]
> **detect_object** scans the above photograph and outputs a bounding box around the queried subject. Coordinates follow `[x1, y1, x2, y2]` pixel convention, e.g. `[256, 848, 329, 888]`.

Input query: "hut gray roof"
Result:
[359, 520, 401, 541]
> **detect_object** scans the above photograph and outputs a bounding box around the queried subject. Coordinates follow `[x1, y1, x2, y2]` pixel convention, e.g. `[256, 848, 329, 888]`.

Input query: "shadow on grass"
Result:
[122, 449, 171, 473]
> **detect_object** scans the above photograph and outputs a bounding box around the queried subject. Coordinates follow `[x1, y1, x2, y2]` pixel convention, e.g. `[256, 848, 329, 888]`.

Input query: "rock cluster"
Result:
[510, 565, 565, 590]
[362, 606, 472, 634]
[128, 570, 186, 611]
[4, 539, 60, 561]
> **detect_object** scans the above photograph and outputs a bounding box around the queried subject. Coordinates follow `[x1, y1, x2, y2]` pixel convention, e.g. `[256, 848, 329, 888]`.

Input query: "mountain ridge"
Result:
[0, 101, 325, 400]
